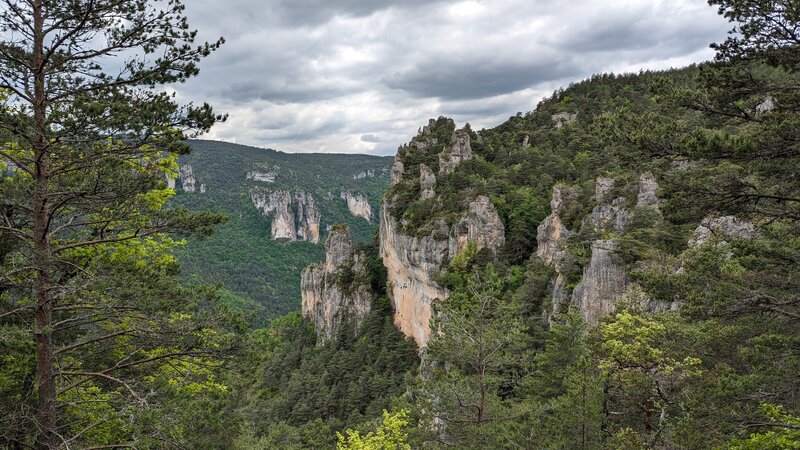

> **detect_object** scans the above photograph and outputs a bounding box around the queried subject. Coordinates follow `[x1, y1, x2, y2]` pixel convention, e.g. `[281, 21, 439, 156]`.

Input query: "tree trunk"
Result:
[32, 1, 57, 448]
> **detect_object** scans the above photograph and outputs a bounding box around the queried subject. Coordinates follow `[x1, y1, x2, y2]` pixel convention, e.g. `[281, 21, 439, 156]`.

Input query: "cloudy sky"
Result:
[176, 0, 731, 155]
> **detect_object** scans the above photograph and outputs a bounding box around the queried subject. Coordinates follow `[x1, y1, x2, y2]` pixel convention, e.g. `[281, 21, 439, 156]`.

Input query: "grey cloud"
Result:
[175, 0, 730, 154]
[385, 59, 581, 101]
[553, 12, 724, 55]
[277, 0, 442, 26]
[219, 79, 351, 104]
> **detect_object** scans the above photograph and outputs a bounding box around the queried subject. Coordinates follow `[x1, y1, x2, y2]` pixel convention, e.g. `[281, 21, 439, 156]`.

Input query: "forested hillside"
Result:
[1, 0, 797, 448]
[170, 140, 392, 322]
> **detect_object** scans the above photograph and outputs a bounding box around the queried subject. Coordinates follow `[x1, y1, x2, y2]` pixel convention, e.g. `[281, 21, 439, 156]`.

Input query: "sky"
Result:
[176, 0, 731, 155]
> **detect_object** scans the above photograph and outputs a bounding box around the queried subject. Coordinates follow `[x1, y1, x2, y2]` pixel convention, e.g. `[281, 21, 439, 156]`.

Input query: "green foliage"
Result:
[171, 140, 392, 324]
[336, 409, 412, 450]
[727, 404, 800, 450]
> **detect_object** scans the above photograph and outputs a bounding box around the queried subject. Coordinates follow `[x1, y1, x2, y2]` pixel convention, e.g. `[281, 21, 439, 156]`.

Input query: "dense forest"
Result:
[1, 0, 799, 449]
[170, 140, 391, 323]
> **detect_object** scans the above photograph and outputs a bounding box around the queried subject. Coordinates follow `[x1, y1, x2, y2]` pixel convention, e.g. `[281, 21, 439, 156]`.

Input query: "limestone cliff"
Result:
[689, 215, 759, 247]
[552, 112, 578, 129]
[438, 129, 473, 175]
[380, 195, 504, 348]
[179, 164, 197, 192]
[571, 240, 628, 326]
[419, 164, 436, 200]
[381, 119, 504, 347]
[536, 185, 574, 265]
[340, 192, 372, 221]
[538, 174, 664, 326]
[247, 170, 277, 183]
[391, 156, 404, 186]
[301, 226, 372, 342]
[250, 189, 321, 243]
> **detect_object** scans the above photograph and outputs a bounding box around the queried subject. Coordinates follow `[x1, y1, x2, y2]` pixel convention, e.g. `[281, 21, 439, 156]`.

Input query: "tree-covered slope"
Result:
[170, 140, 393, 323]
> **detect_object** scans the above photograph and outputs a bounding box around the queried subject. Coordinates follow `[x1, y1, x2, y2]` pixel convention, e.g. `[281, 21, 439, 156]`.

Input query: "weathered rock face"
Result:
[250, 190, 321, 243]
[756, 96, 775, 114]
[586, 178, 630, 235]
[419, 164, 436, 200]
[179, 164, 197, 192]
[571, 240, 628, 326]
[636, 172, 659, 209]
[380, 196, 505, 348]
[689, 215, 759, 248]
[451, 196, 505, 256]
[539, 174, 666, 326]
[247, 171, 277, 183]
[536, 186, 577, 321]
[391, 156, 404, 186]
[353, 169, 375, 180]
[438, 129, 473, 175]
[536, 185, 574, 264]
[302, 226, 372, 342]
[340, 192, 372, 221]
[552, 112, 577, 129]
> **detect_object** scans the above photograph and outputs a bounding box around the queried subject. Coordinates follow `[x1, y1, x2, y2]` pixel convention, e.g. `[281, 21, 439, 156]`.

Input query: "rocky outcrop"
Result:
[250, 190, 320, 243]
[552, 112, 577, 129]
[586, 178, 630, 235]
[451, 196, 505, 256]
[571, 240, 628, 326]
[247, 171, 277, 183]
[353, 169, 375, 180]
[340, 192, 372, 221]
[636, 172, 659, 209]
[689, 216, 759, 248]
[380, 196, 504, 348]
[540, 174, 666, 326]
[302, 226, 372, 342]
[391, 156, 404, 186]
[438, 129, 472, 175]
[419, 164, 436, 200]
[536, 186, 577, 322]
[756, 96, 775, 115]
[179, 164, 197, 192]
[536, 185, 574, 264]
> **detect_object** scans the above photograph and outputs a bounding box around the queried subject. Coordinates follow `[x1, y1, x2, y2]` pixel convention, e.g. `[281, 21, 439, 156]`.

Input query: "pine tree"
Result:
[0, 1, 229, 447]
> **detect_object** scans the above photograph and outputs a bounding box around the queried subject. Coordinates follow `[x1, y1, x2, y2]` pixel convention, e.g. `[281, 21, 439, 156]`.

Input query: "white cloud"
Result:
[177, 0, 730, 155]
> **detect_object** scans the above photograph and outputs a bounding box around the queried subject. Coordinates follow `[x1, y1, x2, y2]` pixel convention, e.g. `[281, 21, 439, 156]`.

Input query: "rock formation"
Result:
[302, 226, 373, 342]
[419, 164, 436, 200]
[756, 96, 775, 114]
[536, 185, 574, 265]
[353, 169, 375, 180]
[689, 215, 759, 248]
[391, 156, 404, 186]
[380, 196, 504, 348]
[179, 164, 197, 192]
[552, 112, 577, 129]
[636, 172, 659, 209]
[571, 240, 628, 326]
[538, 174, 666, 326]
[381, 119, 505, 347]
[250, 190, 321, 243]
[247, 171, 277, 183]
[340, 192, 372, 221]
[438, 129, 473, 175]
[585, 178, 629, 235]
